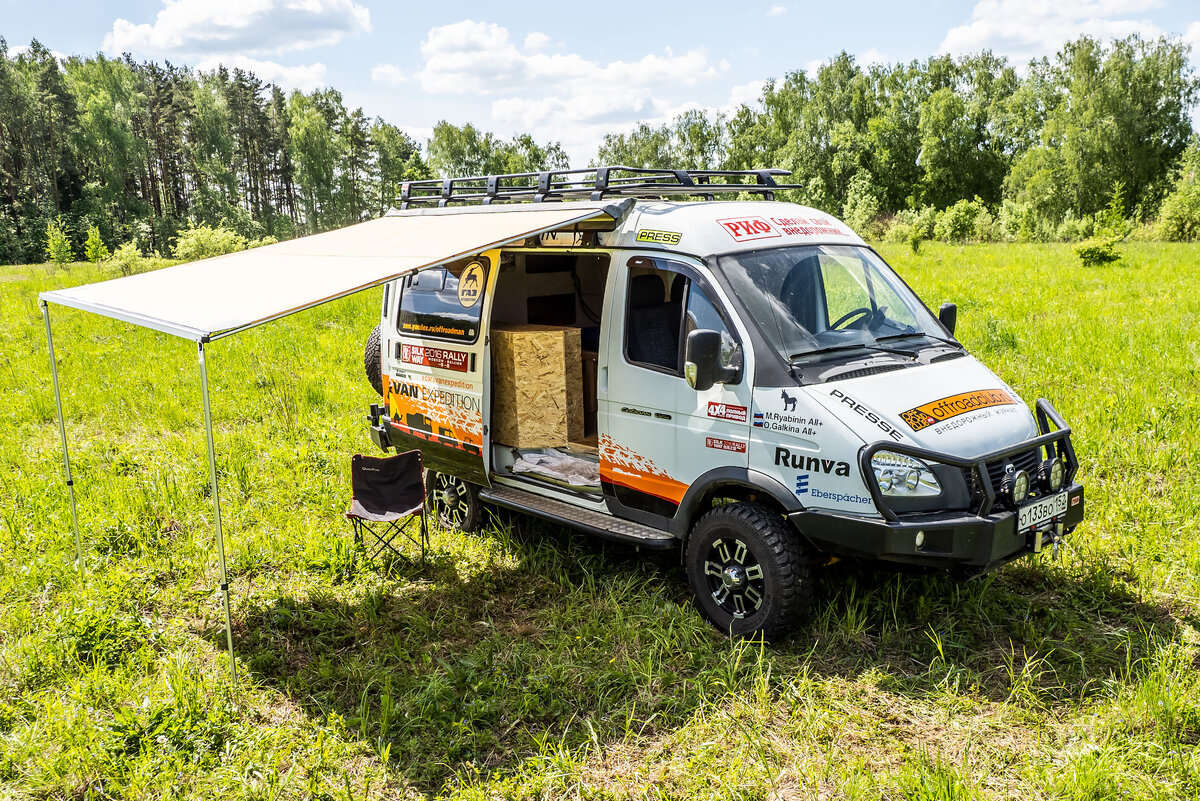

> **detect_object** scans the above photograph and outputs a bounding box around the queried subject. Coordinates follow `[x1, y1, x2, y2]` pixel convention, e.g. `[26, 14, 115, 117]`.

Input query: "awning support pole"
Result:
[198, 340, 236, 685]
[41, 301, 84, 574]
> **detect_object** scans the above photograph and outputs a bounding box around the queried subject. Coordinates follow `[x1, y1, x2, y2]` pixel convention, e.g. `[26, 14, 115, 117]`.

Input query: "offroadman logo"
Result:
[707, 401, 748, 423]
[900, 388, 1017, 432]
[717, 217, 783, 242]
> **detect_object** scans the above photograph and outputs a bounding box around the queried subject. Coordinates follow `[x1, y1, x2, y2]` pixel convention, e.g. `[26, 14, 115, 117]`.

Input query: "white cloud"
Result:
[371, 64, 407, 85]
[940, 0, 1164, 63]
[10, 44, 69, 62]
[1185, 20, 1200, 51]
[727, 79, 766, 109]
[104, 0, 371, 58]
[195, 56, 328, 91]
[523, 31, 551, 52]
[414, 20, 724, 96]
[767, 5, 787, 16]
[406, 19, 730, 162]
[859, 48, 887, 66]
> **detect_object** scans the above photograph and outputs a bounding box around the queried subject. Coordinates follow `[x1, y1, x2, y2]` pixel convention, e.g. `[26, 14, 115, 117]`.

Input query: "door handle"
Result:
[599, 366, 608, 393]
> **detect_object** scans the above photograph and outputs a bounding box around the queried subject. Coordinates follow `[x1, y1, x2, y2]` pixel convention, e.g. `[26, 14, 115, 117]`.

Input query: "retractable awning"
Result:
[38, 197, 632, 687]
[40, 199, 632, 341]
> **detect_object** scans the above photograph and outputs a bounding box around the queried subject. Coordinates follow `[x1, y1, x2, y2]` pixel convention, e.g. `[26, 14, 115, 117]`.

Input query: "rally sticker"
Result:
[717, 217, 782, 242]
[706, 437, 746, 453]
[900, 389, 1017, 432]
[401, 343, 471, 373]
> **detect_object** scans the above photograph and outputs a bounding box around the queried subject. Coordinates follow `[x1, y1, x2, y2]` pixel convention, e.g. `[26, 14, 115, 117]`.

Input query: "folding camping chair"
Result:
[346, 450, 428, 564]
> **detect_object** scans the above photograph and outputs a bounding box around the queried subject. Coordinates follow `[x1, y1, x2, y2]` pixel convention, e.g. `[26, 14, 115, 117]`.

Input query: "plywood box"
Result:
[492, 325, 583, 448]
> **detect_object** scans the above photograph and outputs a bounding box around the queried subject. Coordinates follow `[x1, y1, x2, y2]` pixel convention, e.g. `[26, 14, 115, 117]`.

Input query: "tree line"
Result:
[1, 33, 1197, 264]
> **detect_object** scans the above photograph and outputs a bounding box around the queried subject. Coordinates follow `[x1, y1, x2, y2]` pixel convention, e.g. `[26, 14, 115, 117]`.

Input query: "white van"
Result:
[363, 167, 1085, 638]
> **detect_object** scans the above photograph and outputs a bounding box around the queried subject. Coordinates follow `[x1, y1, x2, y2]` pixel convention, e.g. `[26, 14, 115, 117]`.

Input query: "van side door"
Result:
[382, 250, 496, 484]
[598, 254, 752, 524]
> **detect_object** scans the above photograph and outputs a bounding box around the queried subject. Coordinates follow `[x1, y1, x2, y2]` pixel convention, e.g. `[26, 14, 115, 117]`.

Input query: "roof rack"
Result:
[398, 166, 804, 208]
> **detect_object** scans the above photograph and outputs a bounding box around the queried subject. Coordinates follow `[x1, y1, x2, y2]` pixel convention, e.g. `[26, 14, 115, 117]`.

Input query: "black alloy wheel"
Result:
[427, 470, 482, 533]
[685, 502, 813, 639]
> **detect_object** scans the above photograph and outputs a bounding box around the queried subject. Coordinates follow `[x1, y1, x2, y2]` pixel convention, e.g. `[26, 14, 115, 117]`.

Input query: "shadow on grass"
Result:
[222, 517, 1181, 794]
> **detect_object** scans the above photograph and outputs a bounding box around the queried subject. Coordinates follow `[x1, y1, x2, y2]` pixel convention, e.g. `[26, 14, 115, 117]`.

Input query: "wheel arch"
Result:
[670, 467, 803, 541]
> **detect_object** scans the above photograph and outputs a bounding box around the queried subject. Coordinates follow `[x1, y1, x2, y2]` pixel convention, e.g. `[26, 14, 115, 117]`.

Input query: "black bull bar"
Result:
[857, 398, 1080, 522]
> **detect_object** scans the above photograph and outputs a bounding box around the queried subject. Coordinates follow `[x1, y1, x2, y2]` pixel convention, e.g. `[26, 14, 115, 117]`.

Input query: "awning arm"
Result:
[198, 340, 236, 685]
[41, 301, 84, 573]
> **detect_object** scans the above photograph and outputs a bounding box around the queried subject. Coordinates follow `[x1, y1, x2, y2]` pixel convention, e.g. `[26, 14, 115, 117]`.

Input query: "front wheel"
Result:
[426, 470, 482, 533]
[685, 502, 812, 639]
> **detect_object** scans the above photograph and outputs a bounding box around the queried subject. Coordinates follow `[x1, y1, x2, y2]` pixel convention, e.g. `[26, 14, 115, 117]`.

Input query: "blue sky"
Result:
[3, 1, 1198, 162]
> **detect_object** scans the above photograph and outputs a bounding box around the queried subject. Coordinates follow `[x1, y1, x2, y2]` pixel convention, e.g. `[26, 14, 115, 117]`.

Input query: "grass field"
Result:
[1, 241, 1199, 800]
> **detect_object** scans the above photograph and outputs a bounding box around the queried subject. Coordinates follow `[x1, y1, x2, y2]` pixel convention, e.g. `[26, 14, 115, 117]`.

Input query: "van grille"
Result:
[966, 448, 1043, 509]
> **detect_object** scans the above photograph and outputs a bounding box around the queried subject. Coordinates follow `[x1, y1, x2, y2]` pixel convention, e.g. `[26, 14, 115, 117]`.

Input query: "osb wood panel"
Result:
[492, 325, 583, 448]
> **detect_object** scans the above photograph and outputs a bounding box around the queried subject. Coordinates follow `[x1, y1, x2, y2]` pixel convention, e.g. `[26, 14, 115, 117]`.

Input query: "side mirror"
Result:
[685, 329, 739, 391]
[938, 302, 957, 336]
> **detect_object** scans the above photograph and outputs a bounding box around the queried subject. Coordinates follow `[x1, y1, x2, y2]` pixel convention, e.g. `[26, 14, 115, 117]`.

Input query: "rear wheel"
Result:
[426, 470, 482, 532]
[364, 324, 383, 396]
[685, 502, 812, 639]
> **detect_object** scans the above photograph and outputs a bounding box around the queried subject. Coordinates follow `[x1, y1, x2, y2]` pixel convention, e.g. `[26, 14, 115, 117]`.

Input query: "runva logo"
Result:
[774, 447, 850, 476]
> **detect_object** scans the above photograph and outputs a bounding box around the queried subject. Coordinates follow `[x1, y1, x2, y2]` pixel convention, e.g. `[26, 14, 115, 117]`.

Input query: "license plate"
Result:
[1018, 491, 1069, 533]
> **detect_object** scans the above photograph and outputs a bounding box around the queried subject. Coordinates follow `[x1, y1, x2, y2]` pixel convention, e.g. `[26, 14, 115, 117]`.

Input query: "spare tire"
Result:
[364, 324, 383, 396]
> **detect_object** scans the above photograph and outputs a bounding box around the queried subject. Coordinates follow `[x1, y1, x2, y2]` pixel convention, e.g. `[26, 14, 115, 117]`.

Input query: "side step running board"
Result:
[479, 484, 678, 549]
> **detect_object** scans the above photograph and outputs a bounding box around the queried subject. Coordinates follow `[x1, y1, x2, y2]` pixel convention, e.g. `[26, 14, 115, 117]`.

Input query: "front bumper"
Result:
[791, 481, 1084, 575]
[795, 398, 1085, 576]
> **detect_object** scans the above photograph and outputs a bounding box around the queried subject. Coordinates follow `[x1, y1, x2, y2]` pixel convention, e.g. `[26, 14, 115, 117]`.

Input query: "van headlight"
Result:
[871, 451, 942, 497]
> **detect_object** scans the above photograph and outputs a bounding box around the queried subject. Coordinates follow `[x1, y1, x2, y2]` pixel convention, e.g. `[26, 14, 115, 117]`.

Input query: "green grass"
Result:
[1, 242, 1199, 799]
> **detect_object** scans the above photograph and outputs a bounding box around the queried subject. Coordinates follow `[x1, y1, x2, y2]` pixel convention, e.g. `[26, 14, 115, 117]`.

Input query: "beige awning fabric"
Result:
[39, 200, 631, 341]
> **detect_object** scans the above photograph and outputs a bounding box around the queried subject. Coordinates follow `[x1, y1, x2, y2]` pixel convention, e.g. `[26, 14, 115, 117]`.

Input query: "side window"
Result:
[685, 284, 739, 370]
[623, 258, 741, 378]
[624, 264, 685, 373]
[397, 257, 488, 343]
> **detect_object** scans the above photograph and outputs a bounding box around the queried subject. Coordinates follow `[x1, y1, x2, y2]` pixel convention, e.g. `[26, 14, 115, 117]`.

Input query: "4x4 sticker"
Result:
[707, 401, 747, 422]
[635, 229, 682, 245]
[717, 217, 782, 242]
[900, 389, 1017, 432]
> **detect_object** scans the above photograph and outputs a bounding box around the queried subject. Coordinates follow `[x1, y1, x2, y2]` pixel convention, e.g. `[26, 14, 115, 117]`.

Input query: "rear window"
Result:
[397, 257, 488, 344]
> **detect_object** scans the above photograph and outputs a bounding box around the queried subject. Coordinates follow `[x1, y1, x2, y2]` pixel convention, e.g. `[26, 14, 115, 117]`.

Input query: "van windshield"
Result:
[716, 245, 948, 361]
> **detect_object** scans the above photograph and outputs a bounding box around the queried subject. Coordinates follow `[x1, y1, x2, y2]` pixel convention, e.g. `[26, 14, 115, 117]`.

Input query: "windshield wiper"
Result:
[791, 342, 918, 361]
[875, 331, 960, 346]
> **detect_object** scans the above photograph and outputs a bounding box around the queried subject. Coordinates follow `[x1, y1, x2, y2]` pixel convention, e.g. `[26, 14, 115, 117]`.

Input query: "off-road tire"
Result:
[364, 324, 383, 397]
[426, 470, 482, 533]
[685, 502, 812, 639]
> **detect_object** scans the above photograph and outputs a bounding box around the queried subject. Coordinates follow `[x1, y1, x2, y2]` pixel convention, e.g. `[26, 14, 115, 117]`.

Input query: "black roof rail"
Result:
[397, 166, 804, 209]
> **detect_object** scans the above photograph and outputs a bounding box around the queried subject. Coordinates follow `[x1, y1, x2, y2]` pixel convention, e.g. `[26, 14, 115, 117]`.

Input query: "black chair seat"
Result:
[346, 450, 428, 564]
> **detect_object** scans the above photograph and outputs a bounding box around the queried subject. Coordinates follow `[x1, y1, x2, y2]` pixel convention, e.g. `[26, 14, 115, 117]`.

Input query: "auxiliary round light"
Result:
[905, 469, 921, 491]
[1011, 470, 1030, 502]
[876, 469, 894, 492]
[1042, 457, 1064, 492]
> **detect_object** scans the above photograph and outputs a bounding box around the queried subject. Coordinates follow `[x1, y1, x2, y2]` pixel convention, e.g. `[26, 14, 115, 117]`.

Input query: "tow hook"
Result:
[1051, 521, 1064, 562]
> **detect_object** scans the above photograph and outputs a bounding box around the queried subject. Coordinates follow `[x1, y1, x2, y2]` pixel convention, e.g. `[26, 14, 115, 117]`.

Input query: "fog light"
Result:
[915, 530, 926, 547]
[1011, 469, 1030, 502]
[1040, 457, 1064, 492]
